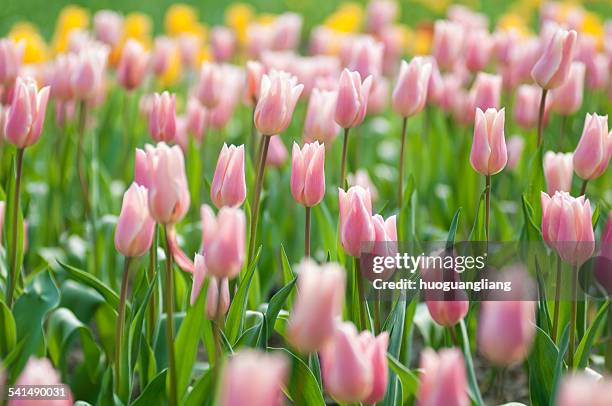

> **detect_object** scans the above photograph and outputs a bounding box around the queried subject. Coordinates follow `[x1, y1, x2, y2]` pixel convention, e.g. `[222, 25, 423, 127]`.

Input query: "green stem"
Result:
[6, 148, 24, 308]
[485, 175, 491, 242]
[115, 256, 131, 399]
[536, 88, 548, 148]
[339, 127, 350, 188]
[147, 226, 158, 341]
[579, 179, 588, 196]
[374, 290, 381, 334]
[355, 258, 367, 330]
[304, 206, 311, 257]
[569, 265, 578, 370]
[398, 117, 408, 209]
[552, 256, 562, 343]
[247, 134, 271, 263]
[606, 300, 612, 372]
[163, 226, 177, 406]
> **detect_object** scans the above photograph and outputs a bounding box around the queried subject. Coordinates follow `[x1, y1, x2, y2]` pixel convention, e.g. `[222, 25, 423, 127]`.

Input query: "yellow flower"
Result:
[413, 25, 432, 56]
[165, 4, 199, 36]
[225, 3, 254, 44]
[581, 12, 604, 50]
[52, 5, 90, 53]
[159, 48, 183, 87]
[9, 23, 49, 64]
[497, 13, 531, 37]
[324, 3, 364, 33]
[124, 12, 153, 42]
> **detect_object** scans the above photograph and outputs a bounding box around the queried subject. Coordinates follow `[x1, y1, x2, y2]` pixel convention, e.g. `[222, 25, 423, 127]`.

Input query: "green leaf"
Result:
[445, 208, 461, 251]
[0, 299, 16, 357]
[526, 146, 545, 220]
[387, 353, 419, 404]
[468, 188, 487, 242]
[275, 347, 325, 406]
[574, 301, 609, 368]
[131, 369, 168, 406]
[3, 150, 25, 300]
[528, 325, 568, 406]
[184, 367, 215, 406]
[58, 262, 123, 312]
[459, 320, 484, 406]
[265, 278, 297, 340]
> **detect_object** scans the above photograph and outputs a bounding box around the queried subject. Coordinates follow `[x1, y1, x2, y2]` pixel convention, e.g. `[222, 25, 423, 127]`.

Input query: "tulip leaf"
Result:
[574, 301, 609, 368]
[528, 325, 569, 406]
[386, 353, 418, 404]
[0, 299, 16, 358]
[526, 145, 545, 220]
[265, 277, 297, 340]
[468, 188, 487, 242]
[3, 151, 25, 302]
[459, 320, 484, 406]
[276, 347, 326, 406]
[58, 261, 123, 312]
[445, 208, 462, 251]
[183, 367, 215, 406]
[131, 369, 168, 406]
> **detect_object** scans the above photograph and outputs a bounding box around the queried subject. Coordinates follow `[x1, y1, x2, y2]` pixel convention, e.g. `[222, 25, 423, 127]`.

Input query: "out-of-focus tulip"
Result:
[93, 10, 123, 47]
[514, 84, 542, 130]
[347, 36, 384, 79]
[287, 259, 345, 353]
[335, 69, 373, 129]
[265, 135, 288, 167]
[541, 191, 595, 266]
[303, 88, 340, 144]
[365, 0, 398, 35]
[211, 144, 246, 208]
[557, 373, 612, 406]
[433, 73, 462, 112]
[206, 276, 230, 320]
[190, 254, 206, 305]
[470, 108, 507, 176]
[392, 57, 432, 118]
[245, 60, 264, 104]
[506, 135, 524, 170]
[432, 20, 464, 70]
[586, 54, 610, 91]
[544, 152, 573, 195]
[464, 29, 493, 72]
[49, 54, 77, 101]
[348, 170, 379, 202]
[369, 213, 397, 267]
[470, 72, 502, 112]
[531, 29, 577, 90]
[114, 183, 155, 258]
[117, 39, 149, 91]
[211, 26, 236, 63]
[143, 142, 190, 225]
[219, 350, 288, 406]
[150, 36, 174, 77]
[12, 358, 73, 405]
[552, 60, 584, 115]
[417, 348, 469, 406]
[71, 46, 109, 100]
[338, 186, 375, 257]
[321, 322, 389, 404]
[200, 204, 246, 279]
[290, 141, 325, 207]
[196, 62, 222, 109]
[595, 212, 612, 295]
[367, 76, 389, 115]
[448, 4, 488, 30]
[186, 97, 208, 141]
[4, 77, 50, 149]
[271, 13, 302, 51]
[148, 91, 176, 142]
[573, 113, 611, 181]
[209, 65, 243, 131]
[0, 39, 24, 85]
[254, 70, 303, 136]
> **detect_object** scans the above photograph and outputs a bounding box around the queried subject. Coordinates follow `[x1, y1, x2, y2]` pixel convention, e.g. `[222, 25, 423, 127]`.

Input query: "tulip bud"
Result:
[367, 76, 389, 115]
[464, 29, 493, 72]
[470, 72, 502, 112]
[148, 91, 177, 142]
[541, 191, 595, 266]
[209, 65, 243, 131]
[470, 108, 507, 176]
[417, 348, 469, 406]
[254, 70, 303, 136]
[557, 373, 612, 406]
[287, 259, 345, 353]
[551, 62, 585, 116]
[0, 39, 24, 85]
[573, 113, 611, 181]
[93, 10, 124, 47]
[200, 204, 246, 279]
[365, 0, 398, 35]
[303, 88, 340, 144]
[544, 151, 573, 195]
[271, 13, 302, 51]
[290, 142, 326, 207]
[206, 276, 230, 320]
[114, 183, 155, 258]
[531, 29, 577, 90]
[245, 60, 264, 104]
[14, 358, 73, 405]
[150, 37, 174, 77]
[4, 77, 50, 149]
[347, 170, 379, 202]
[220, 350, 288, 406]
[585, 54, 610, 91]
[338, 186, 375, 257]
[191, 254, 206, 306]
[211, 144, 246, 208]
[392, 57, 432, 118]
[506, 135, 525, 170]
[186, 97, 208, 141]
[347, 36, 384, 79]
[595, 211, 612, 295]
[196, 62, 222, 109]
[144, 142, 190, 224]
[265, 135, 288, 167]
[117, 39, 149, 91]
[432, 20, 464, 70]
[514, 85, 541, 130]
[335, 69, 373, 129]
[211, 26, 236, 63]
[71, 46, 109, 100]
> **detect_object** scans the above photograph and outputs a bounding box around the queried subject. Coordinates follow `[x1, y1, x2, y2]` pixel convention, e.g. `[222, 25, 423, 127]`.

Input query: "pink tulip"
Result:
[265, 135, 288, 167]
[347, 36, 384, 79]
[417, 348, 469, 406]
[367, 76, 389, 115]
[470, 108, 507, 176]
[211, 26, 236, 63]
[303, 88, 340, 144]
[0, 39, 24, 85]
[379, 26, 404, 75]
[117, 39, 149, 91]
[544, 151, 574, 195]
[186, 97, 208, 141]
[209, 65, 243, 131]
[211, 144, 246, 208]
[338, 186, 375, 257]
[335, 69, 373, 129]
[557, 373, 612, 406]
[541, 191, 595, 266]
[464, 29, 493, 72]
[432, 20, 464, 70]
[506, 135, 525, 170]
[177, 34, 201, 69]
[470, 72, 502, 112]
[71, 46, 109, 100]
[245, 60, 264, 104]
[573, 113, 611, 180]
[585, 54, 610, 91]
[254, 70, 303, 136]
[150, 37, 174, 77]
[514, 84, 542, 130]
[595, 212, 612, 295]
[93, 10, 123, 47]
[433, 73, 463, 112]
[551, 61, 585, 115]
[49, 54, 77, 101]
[143, 142, 190, 225]
[271, 13, 302, 51]
[200, 204, 245, 279]
[291, 141, 326, 207]
[365, 0, 398, 34]
[191, 254, 206, 305]
[219, 350, 288, 406]
[206, 275, 230, 320]
[392, 57, 432, 117]
[347, 170, 379, 202]
[287, 259, 345, 353]
[531, 29, 577, 89]
[448, 5, 488, 31]
[114, 183, 155, 258]
[196, 62, 222, 109]
[4, 77, 50, 149]
[148, 91, 176, 142]
[11, 358, 73, 406]
[321, 322, 388, 404]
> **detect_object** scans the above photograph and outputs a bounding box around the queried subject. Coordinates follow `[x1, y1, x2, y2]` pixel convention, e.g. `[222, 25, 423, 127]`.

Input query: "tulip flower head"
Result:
[573, 113, 611, 181]
[14, 358, 73, 405]
[464, 29, 493, 72]
[557, 373, 612, 406]
[200, 204, 246, 279]
[71, 45, 109, 100]
[290, 141, 326, 207]
[303, 88, 340, 144]
[148, 91, 176, 142]
[186, 97, 208, 141]
[114, 183, 155, 258]
[531, 29, 577, 89]
[254, 70, 303, 136]
[196, 62, 223, 109]
[544, 151, 573, 195]
[338, 185, 375, 257]
[117, 39, 149, 91]
[211, 26, 236, 63]
[0, 39, 24, 85]
[417, 348, 469, 406]
[551, 62, 585, 116]
[365, 0, 398, 35]
[335, 69, 373, 129]
[245, 60, 264, 104]
[470, 108, 507, 176]
[265, 135, 288, 167]
[432, 20, 465, 70]
[93, 10, 124, 47]
[506, 135, 525, 170]
[470, 72, 502, 112]
[4, 77, 50, 149]
[392, 57, 432, 118]
[211, 144, 246, 209]
[514, 84, 541, 130]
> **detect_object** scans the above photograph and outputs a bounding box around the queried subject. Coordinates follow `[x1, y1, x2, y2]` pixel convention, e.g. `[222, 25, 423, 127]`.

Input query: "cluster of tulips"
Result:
[0, 0, 612, 405]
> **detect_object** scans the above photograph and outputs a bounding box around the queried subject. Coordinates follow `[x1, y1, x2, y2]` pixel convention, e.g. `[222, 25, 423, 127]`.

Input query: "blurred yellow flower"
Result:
[165, 4, 198, 36]
[159, 48, 183, 87]
[581, 12, 604, 49]
[225, 3, 255, 45]
[124, 13, 153, 42]
[257, 14, 277, 25]
[497, 13, 531, 36]
[52, 5, 90, 53]
[413, 0, 450, 14]
[412, 24, 432, 56]
[9, 23, 49, 64]
[324, 3, 363, 33]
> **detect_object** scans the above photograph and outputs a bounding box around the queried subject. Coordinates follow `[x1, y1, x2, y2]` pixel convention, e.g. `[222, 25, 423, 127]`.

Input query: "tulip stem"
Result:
[250, 104, 257, 158]
[536, 88, 548, 148]
[552, 255, 562, 343]
[448, 326, 459, 346]
[485, 175, 491, 242]
[147, 226, 158, 341]
[355, 258, 367, 330]
[579, 179, 588, 196]
[340, 127, 350, 188]
[163, 226, 178, 406]
[606, 300, 612, 372]
[213, 282, 224, 369]
[398, 117, 408, 209]
[115, 256, 131, 400]
[304, 206, 311, 257]
[569, 265, 578, 370]
[6, 147, 24, 308]
[374, 291, 381, 334]
[248, 134, 271, 263]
